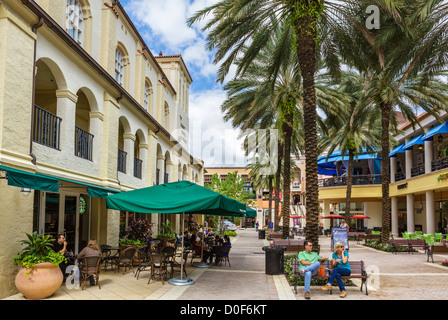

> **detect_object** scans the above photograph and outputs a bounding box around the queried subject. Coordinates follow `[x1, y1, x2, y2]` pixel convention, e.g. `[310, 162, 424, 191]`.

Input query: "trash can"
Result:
[258, 229, 266, 239]
[262, 246, 287, 275]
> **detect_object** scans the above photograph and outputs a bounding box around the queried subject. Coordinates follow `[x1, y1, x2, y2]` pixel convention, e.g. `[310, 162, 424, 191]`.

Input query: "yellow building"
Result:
[0, 0, 203, 298]
[318, 111, 448, 236]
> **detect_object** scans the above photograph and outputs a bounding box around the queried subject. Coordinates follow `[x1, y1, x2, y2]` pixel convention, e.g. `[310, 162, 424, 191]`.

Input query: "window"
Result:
[144, 82, 150, 110]
[115, 49, 124, 85]
[66, 0, 83, 45]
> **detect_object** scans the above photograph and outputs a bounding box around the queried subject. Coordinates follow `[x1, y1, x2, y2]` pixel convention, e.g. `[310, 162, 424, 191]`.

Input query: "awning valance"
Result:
[423, 122, 448, 141]
[389, 143, 405, 157]
[403, 134, 424, 150]
[0, 165, 59, 192]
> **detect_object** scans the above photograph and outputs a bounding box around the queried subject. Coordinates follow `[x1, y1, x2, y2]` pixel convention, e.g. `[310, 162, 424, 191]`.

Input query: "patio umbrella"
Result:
[321, 214, 345, 219]
[106, 180, 248, 286]
[350, 214, 371, 219]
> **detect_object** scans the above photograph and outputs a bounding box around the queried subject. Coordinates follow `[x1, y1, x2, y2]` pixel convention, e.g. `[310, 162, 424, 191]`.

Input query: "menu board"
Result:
[331, 227, 349, 251]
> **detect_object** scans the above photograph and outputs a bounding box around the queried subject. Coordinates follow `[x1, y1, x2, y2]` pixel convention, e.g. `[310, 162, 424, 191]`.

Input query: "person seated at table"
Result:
[183, 231, 192, 249]
[207, 235, 223, 264]
[52, 234, 71, 278]
[77, 239, 103, 285]
[191, 233, 210, 263]
[215, 235, 231, 265]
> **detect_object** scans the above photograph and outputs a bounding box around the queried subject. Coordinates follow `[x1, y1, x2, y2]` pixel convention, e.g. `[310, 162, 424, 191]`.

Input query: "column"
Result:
[139, 143, 149, 181]
[391, 196, 398, 237]
[424, 139, 433, 174]
[390, 157, 397, 183]
[123, 133, 135, 175]
[56, 89, 78, 156]
[165, 160, 173, 182]
[405, 148, 413, 180]
[89, 111, 104, 165]
[426, 191, 435, 234]
[407, 194, 415, 233]
[157, 154, 165, 184]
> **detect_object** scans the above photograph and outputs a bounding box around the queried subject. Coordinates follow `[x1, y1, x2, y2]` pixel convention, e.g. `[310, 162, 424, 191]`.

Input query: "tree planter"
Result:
[15, 262, 63, 300]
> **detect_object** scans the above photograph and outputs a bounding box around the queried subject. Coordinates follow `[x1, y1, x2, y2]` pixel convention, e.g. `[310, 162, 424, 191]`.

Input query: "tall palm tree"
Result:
[188, 0, 362, 246]
[334, 1, 448, 242]
[320, 72, 399, 222]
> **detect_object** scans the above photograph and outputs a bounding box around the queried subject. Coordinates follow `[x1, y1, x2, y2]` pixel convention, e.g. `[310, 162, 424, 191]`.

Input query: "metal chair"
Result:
[78, 255, 102, 290]
[219, 246, 231, 267]
[100, 244, 119, 271]
[115, 247, 136, 275]
[135, 246, 151, 280]
[149, 252, 169, 284]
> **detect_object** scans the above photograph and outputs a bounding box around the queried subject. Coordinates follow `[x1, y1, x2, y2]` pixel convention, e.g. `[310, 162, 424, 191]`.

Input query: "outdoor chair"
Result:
[100, 244, 119, 271]
[115, 247, 136, 275]
[434, 234, 444, 245]
[135, 246, 151, 280]
[162, 246, 176, 278]
[415, 231, 423, 236]
[409, 233, 418, 240]
[78, 255, 102, 290]
[149, 252, 169, 285]
[402, 232, 410, 239]
[219, 246, 231, 267]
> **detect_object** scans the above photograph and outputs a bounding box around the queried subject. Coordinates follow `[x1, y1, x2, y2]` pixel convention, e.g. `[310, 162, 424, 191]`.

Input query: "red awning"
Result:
[321, 214, 345, 219]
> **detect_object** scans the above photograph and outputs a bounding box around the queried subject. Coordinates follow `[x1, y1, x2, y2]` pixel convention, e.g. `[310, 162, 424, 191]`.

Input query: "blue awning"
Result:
[403, 134, 424, 150]
[389, 144, 405, 157]
[423, 122, 448, 141]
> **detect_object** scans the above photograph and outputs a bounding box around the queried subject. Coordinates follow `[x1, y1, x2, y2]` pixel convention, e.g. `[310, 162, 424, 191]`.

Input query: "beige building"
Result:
[0, 0, 203, 298]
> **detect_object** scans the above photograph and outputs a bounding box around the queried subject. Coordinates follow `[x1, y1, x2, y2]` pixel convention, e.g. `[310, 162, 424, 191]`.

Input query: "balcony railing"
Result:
[164, 173, 169, 183]
[395, 171, 405, 182]
[33, 105, 61, 150]
[432, 157, 448, 172]
[118, 149, 127, 173]
[318, 174, 382, 187]
[411, 164, 425, 177]
[134, 158, 142, 179]
[74, 126, 94, 161]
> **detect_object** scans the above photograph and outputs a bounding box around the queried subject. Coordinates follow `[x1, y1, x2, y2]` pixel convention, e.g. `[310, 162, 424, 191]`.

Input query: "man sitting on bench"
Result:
[298, 240, 327, 300]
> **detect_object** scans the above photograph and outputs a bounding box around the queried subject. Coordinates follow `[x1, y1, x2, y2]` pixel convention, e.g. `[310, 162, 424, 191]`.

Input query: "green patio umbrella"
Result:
[244, 206, 257, 218]
[106, 180, 248, 285]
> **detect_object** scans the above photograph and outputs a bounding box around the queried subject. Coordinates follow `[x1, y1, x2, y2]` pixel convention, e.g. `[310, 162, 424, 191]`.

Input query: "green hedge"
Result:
[364, 239, 412, 253]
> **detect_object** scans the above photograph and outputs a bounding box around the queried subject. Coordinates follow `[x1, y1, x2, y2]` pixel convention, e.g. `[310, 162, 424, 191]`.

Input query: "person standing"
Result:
[321, 242, 351, 298]
[298, 240, 326, 299]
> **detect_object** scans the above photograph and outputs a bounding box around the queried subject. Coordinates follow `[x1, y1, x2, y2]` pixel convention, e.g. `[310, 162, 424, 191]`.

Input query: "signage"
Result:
[397, 182, 408, 190]
[331, 227, 349, 252]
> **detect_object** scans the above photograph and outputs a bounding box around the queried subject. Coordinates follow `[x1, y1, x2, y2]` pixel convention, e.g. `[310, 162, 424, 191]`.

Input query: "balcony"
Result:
[291, 181, 302, 192]
[410, 164, 425, 177]
[319, 174, 382, 188]
[74, 126, 94, 161]
[33, 105, 61, 150]
[432, 157, 448, 172]
[395, 171, 405, 182]
[118, 149, 127, 173]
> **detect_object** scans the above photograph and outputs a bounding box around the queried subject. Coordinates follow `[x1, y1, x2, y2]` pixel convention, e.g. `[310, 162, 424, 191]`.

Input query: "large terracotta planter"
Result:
[15, 262, 63, 300]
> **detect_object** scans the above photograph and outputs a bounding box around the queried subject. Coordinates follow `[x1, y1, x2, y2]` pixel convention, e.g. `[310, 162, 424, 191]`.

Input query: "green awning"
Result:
[0, 164, 120, 197]
[244, 207, 257, 218]
[0, 165, 59, 192]
[106, 180, 247, 217]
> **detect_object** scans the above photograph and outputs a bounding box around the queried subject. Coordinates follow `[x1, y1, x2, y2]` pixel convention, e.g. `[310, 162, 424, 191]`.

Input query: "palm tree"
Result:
[334, 1, 448, 242]
[320, 72, 400, 222]
[188, 0, 363, 246]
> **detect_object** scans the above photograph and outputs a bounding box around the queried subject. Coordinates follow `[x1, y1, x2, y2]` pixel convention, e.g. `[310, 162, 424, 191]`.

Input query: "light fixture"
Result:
[20, 188, 31, 193]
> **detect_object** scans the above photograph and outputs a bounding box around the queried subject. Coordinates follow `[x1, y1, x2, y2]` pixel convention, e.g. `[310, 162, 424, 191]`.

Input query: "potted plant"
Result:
[13, 232, 66, 299]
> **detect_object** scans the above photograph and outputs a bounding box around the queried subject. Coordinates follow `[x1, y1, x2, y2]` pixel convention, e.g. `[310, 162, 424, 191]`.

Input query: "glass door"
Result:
[64, 195, 78, 253]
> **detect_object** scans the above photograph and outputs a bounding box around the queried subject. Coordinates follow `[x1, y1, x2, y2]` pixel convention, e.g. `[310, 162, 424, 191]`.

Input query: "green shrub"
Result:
[364, 239, 411, 252]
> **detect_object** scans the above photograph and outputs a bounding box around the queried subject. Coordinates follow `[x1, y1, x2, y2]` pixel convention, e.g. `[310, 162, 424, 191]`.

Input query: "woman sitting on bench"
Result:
[322, 242, 351, 298]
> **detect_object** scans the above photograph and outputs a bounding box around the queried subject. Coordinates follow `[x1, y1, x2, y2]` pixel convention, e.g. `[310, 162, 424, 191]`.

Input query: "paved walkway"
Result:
[4, 228, 448, 300]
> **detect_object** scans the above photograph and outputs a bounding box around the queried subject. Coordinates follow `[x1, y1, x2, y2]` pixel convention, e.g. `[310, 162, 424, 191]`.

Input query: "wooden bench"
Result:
[390, 238, 414, 254]
[292, 259, 369, 295]
[267, 232, 295, 239]
[358, 233, 380, 244]
[407, 239, 433, 262]
[272, 239, 306, 254]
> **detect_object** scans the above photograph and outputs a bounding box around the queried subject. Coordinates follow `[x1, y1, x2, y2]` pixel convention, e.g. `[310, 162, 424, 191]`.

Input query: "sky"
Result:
[119, 0, 247, 168]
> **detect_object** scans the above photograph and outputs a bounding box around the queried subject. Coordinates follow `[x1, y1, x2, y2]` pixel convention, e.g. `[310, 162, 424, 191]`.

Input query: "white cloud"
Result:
[126, 0, 197, 48]
[189, 89, 246, 166]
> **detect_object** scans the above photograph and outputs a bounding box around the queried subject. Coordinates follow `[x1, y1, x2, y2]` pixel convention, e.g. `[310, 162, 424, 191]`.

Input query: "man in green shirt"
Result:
[298, 240, 326, 299]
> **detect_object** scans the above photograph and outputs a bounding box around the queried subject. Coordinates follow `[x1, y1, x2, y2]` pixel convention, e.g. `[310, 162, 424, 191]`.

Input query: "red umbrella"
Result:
[350, 214, 371, 219]
[290, 215, 306, 219]
[321, 214, 345, 219]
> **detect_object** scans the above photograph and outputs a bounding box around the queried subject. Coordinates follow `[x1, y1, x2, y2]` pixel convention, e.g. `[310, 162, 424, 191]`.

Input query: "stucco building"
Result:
[0, 0, 203, 298]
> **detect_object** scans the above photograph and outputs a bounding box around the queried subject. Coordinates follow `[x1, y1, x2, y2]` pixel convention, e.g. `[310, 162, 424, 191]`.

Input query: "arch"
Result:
[144, 78, 153, 112]
[35, 57, 68, 91]
[75, 86, 99, 112]
[118, 116, 132, 134]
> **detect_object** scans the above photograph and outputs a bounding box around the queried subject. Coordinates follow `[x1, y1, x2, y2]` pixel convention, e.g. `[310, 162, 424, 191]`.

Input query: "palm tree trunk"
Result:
[294, 10, 319, 247]
[274, 141, 283, 232]
[281, 112, 294, 239]
[381, 102, 392, 244]
[344, 149, 354, 224]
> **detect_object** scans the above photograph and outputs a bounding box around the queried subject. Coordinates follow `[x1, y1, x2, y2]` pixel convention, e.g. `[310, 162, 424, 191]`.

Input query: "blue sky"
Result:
[120, 0, 246, 167]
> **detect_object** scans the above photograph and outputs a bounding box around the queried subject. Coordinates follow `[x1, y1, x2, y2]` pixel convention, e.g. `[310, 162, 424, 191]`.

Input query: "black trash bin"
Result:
[258, 229, 266, 239]
[262, 246, 287, 275]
